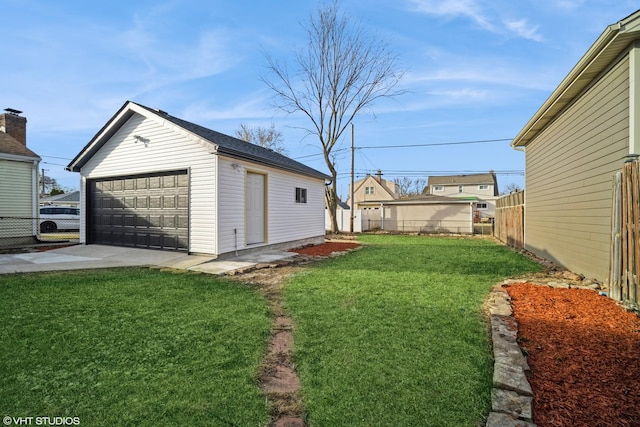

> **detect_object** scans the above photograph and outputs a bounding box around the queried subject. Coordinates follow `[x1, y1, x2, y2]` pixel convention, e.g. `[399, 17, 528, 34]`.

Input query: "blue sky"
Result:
[2, 0, 639, 197]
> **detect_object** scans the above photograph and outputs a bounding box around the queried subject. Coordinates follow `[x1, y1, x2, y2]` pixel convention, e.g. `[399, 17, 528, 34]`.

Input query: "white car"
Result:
[39, 206, 80, 232]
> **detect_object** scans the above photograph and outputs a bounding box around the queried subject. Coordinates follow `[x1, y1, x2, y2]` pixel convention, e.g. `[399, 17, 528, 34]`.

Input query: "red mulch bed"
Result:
[290, 241, 359, 257]
[506, 283, 640, 426]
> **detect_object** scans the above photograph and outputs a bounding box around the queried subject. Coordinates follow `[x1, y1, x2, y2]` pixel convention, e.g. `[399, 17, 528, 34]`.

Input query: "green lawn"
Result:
[284, 235, 540, 426]
[0, 268, 271, 427]
[0, 236, 540, 427]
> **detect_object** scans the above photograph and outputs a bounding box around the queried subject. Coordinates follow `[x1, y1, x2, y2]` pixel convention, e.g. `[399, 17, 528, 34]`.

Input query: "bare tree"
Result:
[412, 177, 427, 196]
[262, 2, 405, 232]
[393, 177, 412, 197]
[394, 177, 427, 197]
[501, 182, 522, 195]
[235, 123, 288, 155]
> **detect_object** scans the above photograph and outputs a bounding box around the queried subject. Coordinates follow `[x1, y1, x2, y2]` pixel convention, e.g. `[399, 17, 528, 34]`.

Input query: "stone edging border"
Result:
[485, 283, 536, 427]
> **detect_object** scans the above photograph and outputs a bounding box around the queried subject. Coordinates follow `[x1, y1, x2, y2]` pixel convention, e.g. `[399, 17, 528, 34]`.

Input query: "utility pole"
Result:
[350, 123, 355, 233]
[41, 168, 48, 196]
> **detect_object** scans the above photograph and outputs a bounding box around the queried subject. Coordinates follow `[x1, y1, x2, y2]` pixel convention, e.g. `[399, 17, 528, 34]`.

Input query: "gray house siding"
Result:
[524, 56, 630, 280]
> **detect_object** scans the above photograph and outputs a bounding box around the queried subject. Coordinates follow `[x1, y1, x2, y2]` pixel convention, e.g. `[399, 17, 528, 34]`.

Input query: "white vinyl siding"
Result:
[435, 184, 494, 197]
[80, 113, 216, 254]
[216, 157, 326, 255]
[524, 56, 630, 281]
[269, 171, 325, 243]
[216, 159, 246, 254]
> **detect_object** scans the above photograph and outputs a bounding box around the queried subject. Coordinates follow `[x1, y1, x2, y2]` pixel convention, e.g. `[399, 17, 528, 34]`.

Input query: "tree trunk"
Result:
[326, 170, 339, 233]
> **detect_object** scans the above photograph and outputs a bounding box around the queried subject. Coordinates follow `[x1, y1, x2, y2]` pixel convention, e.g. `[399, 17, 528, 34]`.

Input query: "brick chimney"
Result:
[375, 169, 383, 183]
[0, 108, 27, 146]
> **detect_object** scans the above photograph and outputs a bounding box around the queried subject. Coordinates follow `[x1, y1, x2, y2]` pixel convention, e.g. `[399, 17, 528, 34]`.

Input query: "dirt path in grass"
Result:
[505, 283, 640, 426]
[229, 240, 360, 427]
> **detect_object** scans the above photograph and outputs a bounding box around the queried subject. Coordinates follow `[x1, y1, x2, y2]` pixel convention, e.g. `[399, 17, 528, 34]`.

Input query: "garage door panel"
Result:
[88, 170, 189, 251]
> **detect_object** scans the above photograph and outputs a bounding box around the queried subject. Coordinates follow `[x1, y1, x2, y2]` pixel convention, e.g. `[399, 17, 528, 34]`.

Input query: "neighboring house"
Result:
[66, 101, 330, 255]
[41, 190, 80, 207]
[427, 172, 498, 221]
[347, 170, 398, 210]
[358, 194, 473, 234]
[0, 109, 40, 244]
[511, 10, 640, 282]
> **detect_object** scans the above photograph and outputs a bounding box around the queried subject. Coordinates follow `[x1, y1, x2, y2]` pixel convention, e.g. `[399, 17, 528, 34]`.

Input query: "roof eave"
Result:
[218, 147, 331, 181]
[511, 19, 629, 148]
[66, 101, 136, 172]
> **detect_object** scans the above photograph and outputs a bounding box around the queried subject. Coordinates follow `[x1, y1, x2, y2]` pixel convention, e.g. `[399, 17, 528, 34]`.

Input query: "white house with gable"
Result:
[67, 101, 330, 256]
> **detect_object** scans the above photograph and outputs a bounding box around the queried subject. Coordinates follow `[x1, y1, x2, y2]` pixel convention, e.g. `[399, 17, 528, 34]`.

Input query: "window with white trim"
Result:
[295, 187, 307, 203]
[479, 184, 489, 190]
[433, 185, 444, 192]
[477, 203, 487, 209]
[458, 185, 463, 193]
[365, 186, 375, 195]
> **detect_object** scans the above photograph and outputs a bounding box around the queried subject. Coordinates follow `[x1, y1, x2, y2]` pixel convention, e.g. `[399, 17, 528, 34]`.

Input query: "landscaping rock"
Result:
[491, 315, 518, 342]
[491, 388, 533, 420]
[486, 411, 536, 427]
[493, 361, 533, 396]
[562, 271, 583, 281]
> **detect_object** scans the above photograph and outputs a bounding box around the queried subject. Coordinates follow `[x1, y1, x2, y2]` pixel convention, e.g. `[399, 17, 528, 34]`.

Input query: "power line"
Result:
[292, 138, 513, 160]
[336, 169, 524, 178]
[40, 154, 73, 160]
[357, 138, 512, 149]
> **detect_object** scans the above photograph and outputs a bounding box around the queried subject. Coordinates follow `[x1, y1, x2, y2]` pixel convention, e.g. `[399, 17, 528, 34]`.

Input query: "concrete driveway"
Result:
[0, 244, 298, 275]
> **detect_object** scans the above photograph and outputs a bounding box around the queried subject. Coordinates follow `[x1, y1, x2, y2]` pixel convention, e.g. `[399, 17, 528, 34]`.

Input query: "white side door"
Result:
[246, 172, 265, 244]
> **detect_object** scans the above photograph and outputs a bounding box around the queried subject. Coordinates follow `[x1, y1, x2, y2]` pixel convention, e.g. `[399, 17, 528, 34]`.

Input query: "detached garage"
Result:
[67, 101, 330, 256]
[359, 195, 474, 234]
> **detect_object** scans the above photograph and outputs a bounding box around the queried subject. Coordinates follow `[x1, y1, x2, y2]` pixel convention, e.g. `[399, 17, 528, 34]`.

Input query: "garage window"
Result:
[295, 187, 307, 204]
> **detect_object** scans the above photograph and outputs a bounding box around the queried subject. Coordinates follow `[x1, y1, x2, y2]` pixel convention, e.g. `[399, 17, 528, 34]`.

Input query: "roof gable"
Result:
[67, 101, 330, 180]
[353, 174, 396, 198]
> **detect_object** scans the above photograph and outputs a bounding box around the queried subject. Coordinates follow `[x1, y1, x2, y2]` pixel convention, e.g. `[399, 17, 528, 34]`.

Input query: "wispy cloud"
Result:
[407, 0, 494, 31]
[406, 0, 544, 42]
[505, 19, 544, 42]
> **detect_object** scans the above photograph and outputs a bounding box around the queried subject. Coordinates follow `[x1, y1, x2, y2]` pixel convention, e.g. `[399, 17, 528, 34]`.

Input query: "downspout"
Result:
[470, 201, 474, 234]
[629, 41, 640, 155]
[32, 159, 39, 235]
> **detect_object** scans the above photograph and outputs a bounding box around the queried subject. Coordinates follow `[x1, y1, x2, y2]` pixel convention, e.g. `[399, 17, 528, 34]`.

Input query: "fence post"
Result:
[610, 171, 622, 300]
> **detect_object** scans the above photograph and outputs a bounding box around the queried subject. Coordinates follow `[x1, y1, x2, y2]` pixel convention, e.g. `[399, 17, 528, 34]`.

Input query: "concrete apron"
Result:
[0, 244, 297, 275]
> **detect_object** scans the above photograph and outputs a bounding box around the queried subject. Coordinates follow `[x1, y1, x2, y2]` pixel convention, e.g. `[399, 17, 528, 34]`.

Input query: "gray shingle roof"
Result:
[68, 101, 331, 181]
[134, 103, 330, 180]
[427, 173, 496, 186]
[0, 133, 40, 159]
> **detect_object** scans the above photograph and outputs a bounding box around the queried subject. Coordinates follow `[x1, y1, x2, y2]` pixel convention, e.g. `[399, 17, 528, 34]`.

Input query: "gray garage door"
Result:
[88, 170, 189, 251]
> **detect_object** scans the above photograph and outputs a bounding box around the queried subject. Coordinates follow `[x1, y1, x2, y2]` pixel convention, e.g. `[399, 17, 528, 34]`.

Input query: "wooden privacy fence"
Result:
[609, 160, 640, 309]
[494, 190, 524, 249]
